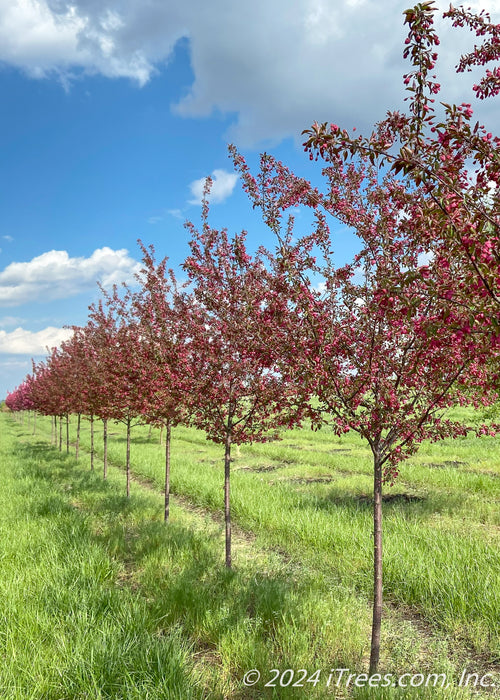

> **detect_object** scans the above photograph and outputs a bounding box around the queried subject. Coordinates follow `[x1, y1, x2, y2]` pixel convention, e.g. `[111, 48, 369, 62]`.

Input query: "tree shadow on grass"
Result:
[293, 486, 470, 523]
[114, 516, 361, 699]
[109, 434, 154, 446]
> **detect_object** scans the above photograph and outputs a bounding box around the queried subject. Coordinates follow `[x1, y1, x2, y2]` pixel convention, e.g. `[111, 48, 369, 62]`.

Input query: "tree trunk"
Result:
[224, 431, 232, 569]
[164, 420, 171, 522]
[90, 414, 95, 471]
[103, 419, 108, 480]
[126, 417, 131, 498]
[59, 416, 63, 451]
[32, 412, 36, 436]
[52, 415, 56, 445]
[369, 449, 384, 675]
[75, 414, 81, 461]
[66, 414, 70, 454]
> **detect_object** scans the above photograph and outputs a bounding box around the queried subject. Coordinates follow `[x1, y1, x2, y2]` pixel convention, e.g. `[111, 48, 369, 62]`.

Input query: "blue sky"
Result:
[0, 0, 498, 398]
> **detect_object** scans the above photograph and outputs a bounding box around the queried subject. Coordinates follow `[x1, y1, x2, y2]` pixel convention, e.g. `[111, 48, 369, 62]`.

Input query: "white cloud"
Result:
[188, 169, 238, 205]
[2, 235, 13, 242]
[0, 0, 154, 84]
[0, 325, 73, 354]
[0, 247, 141, 307]
[0, 1, 498, 144]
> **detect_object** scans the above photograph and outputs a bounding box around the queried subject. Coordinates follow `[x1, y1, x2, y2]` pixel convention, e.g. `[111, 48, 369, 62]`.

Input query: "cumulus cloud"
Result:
[0, 0, 154, 84]
[0, 326, 73, 354]
[0, 247, 141, 307]
[1, 0, 499, 144]
[188, 169, 238, 205]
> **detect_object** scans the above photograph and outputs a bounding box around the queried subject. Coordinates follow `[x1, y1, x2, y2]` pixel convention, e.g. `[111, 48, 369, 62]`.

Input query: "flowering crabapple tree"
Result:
[302, 2, 500, 330]
[31, 348, 77, 452]
[231, 2, 500, 667]
[68, 317, 123, 477]
[67, 324, 105, 467]
[48, 330, 95, 460]
[131, 242, 193, 522]
[231, 147, 498, 672]
[181, 191, 304, 568]
[6, 377, 35, 429]
[86, 288, 150, 497]
[28, 361, 60, 445]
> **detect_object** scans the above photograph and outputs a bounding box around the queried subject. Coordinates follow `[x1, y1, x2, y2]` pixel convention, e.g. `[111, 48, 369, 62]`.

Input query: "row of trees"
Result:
[6, 2, 500, 675]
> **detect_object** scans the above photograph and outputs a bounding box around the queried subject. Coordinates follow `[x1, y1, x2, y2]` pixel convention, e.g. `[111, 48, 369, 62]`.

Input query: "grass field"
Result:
[1, 410, 499, 698]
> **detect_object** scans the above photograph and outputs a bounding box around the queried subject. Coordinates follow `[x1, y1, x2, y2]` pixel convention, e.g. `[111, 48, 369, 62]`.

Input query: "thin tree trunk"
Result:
[126, 417, 131, 498]
[164, 420, 171, 522]
[90, 414, 95, 471]
[66, 414, 70, 454]
[224, 431, 232, 569]
[32, 412, 36, 436]
[369, 449, 384, 675]
[75, 413, 81, 461]
[103, 419, 108, 480]
[59, 416, 63, 451]
[51, 415, 56, 445]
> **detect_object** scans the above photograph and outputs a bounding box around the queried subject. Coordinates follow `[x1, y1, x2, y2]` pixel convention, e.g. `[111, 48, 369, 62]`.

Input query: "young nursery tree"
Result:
[181, 191, 303, 568]
[70, 318, 119, 477]
[6, 377, 35, 421]
[231, 1, 500, 668]
[51, 331, 93, 459]
[31, 349, 76, 452]
[131, 243, 192, 521]
[231, 146, 498, 672]
[86, 289, 148, 496]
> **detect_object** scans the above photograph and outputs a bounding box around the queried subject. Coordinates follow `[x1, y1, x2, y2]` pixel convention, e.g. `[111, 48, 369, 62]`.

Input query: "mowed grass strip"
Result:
[12, 412, 500, 698]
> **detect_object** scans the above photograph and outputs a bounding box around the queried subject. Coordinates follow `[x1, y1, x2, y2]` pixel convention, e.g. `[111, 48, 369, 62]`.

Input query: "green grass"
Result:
[2, 411, 499, 698]
[0, 424, 202, 699]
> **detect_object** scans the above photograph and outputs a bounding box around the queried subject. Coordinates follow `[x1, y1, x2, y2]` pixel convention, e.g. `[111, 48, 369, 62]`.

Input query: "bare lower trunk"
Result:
[126, 417, 131, 498]
[369, 450, 383, 675]
[90, 414, 95, 471]
[51, 416, 56, 445]
[32, 412, 36, 436]
[164, 420, 171, 522]
[75, 414, 81, 461]
[59, 416, 63, 451]
[103, 419, 108, 480]
[66, 414, 70, 454]
[224, 432, 232, 569]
